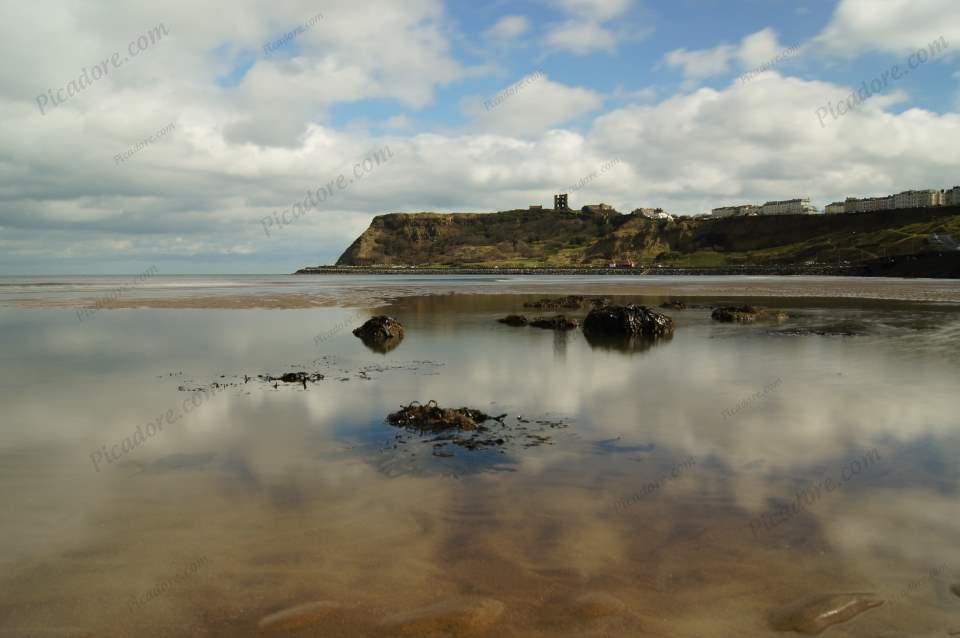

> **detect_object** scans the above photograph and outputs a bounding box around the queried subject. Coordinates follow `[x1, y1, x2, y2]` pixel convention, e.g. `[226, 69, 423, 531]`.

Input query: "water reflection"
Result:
[1, 291, 959, 636]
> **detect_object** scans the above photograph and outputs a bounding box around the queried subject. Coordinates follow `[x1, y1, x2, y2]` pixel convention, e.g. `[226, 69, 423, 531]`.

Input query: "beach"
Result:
[1, 275, 958, 637]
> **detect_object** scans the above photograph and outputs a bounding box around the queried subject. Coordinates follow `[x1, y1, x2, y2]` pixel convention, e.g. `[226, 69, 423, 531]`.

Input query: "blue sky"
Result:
[2, 0, 959, 273]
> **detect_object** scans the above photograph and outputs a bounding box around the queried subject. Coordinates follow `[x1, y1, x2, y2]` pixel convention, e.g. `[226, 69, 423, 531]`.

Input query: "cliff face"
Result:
[335, 207, 960, 268]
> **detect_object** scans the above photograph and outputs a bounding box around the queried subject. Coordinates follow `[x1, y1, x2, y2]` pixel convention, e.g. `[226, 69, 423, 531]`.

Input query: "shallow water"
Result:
[1, 281, 959, 637]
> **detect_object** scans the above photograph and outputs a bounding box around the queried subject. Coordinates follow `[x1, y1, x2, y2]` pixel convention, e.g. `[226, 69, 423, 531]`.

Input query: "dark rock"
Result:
[583, 304, 674, 338]
[498, 315, 529, 327]
[589, 297, 612, 309]
[529, 315, 578, 330]
[712, 306, 788, 323]
[951, 583, 960, 598]
[769, 593, 884, 635]
[353, 315, 404, 341]
[353, 315, 404, 353]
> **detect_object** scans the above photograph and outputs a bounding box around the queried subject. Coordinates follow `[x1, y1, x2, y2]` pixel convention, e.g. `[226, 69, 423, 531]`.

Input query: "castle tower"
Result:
[554, 193, 569, 210]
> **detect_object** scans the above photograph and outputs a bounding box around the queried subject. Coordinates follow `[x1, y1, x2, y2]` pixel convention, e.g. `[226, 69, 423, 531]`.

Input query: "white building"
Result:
[893, 189, 944, 209]
[945, 186, 960, 206]
[711, 204, 758, 218]
[825, 201, 847, 214]
[632, 207, 674, 220]
[843, 195, 895, 213]
[759, 198, 819, 215]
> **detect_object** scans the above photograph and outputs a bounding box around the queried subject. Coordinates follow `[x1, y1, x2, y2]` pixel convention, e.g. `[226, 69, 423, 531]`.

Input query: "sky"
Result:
[2, 0, 959, 274]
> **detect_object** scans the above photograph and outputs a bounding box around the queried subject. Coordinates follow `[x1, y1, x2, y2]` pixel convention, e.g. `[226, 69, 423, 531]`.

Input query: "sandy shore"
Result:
[8, 276, 960, 310]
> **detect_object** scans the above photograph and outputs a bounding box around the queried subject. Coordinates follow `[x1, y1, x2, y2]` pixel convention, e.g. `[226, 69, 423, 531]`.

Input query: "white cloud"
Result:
[486, 15, 529, 41]
[551, 0, 633, 21]
[663, 44, 737, 84]
[543, 0, 638, 55]
[544, 20, 619, 55]
[587, 74, 960, 209]
[738, 28, 787, 69]
[815, 0, 960, 57]
[463, 74, 603, 136]
[663, 28, 802, 86]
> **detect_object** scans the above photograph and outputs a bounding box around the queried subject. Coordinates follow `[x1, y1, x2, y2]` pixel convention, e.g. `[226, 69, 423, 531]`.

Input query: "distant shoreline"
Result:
[295, 252, 960, 279]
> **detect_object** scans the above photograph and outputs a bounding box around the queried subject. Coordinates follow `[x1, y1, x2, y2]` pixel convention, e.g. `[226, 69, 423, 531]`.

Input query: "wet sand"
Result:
[8, 276, 960, 310]
[2, 279, 958, 637]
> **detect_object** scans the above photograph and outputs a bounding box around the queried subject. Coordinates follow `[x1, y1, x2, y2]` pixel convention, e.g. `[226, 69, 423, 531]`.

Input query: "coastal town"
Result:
[709, 185, 960, 217]
[533, 186, 960, 220]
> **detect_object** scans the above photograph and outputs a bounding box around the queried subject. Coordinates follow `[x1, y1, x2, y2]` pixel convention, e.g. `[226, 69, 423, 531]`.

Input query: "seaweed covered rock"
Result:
[529, 315, 578, 330]
[387, 400, 502, 433]
[583, 304, 674, 338]
[353, 315, 404, 352]
[712, 306, 788, 323]
[497, 315, 529, 327]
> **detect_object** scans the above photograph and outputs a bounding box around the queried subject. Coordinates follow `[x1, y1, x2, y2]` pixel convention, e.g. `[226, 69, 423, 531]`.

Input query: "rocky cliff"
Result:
[334, 206, 960, 269]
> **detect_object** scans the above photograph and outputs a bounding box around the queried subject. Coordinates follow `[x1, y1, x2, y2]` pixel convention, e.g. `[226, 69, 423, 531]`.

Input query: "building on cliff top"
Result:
[632, 207, 674, 220]
[582, 203, 616, 215]
[554, 193, 569, 210]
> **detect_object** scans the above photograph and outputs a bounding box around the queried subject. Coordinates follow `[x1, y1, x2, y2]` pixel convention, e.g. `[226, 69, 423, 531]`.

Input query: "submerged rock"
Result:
[770, 321, 868, 337]
[379, 597, 505, 635]
[497, 315, 529, 327]
[258, 600, 344, 633]
[660, 300, 687, 310]
[951, 583, 960, 598]
[353, 315, 405, 353]
[712, 306, 788, 323]
[769, 593, 884, 635]
[583, 304, 674, 338]
[524, 295, 584, 310]
[261, 371, 325, 384]
[529, 315, 578, 330]
[571, 592, 626, 619]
